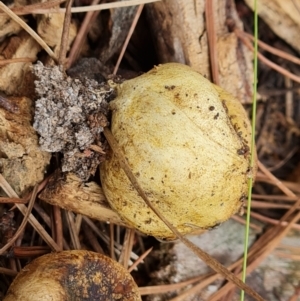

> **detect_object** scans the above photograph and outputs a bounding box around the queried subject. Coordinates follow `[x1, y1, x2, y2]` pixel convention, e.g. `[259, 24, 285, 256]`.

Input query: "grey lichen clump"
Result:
[33, 61, 114, 180]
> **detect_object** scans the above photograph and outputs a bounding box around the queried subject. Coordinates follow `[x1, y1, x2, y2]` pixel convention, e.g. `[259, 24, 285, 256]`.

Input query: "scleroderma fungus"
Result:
[100, 63, 257, 239]
[4, 250, 141, 301]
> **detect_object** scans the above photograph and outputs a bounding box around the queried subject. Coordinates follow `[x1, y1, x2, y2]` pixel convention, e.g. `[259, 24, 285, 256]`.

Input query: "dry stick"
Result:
[231, 215, 262, 231]
[128, 247, 152, 273]
[0, 267, 18, 277]
[244, 32, 300, 65]
[235, 29, 300, 84]
[252, 194, 298, 202]
[0, 58, 35, 65]
[67, 0, 101, 69]
[250, 211, 300, 230]
[168, 273, 222, 301]
[58, 0, 74, 66]
[113, 4, 144, 75]
[74, 214, 82, 236]
[0, 197, 27, 204]
[208, 211, 300, 301]
[205, 0, 219, 85]
[0, 2, 57, 62]
[118, 228, 135, 269]
[0, 0, 66, 15]
[12, 246, 50, 258]
[53, 206, 63, 250]
[220, 266, 242, 301]
[0, 185, 38, 255]
[258, 160, 297, 199]
[102, 127, 264, 301]
[65, 211, 81, 249]
[0, 175, 60, 251]
[110, 224, 116, 261]
[208, 162, 300, 300]
[17, 0, 161, 14]
[139, 273, 213, 296]
[82, 223, 104, 254]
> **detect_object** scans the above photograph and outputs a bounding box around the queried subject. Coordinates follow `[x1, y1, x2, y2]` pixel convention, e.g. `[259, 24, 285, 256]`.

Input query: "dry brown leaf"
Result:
[36, 12, 77, 58]
[0, 31, 41, 95]
[244, 0, 300, 53]
[0, 97, 50, 196]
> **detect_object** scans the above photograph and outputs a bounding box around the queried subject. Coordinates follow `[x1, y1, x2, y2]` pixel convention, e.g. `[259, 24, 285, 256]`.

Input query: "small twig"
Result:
[12, 246, 51, 258]
[66, 0, 101, 69]
[113, 4, 144, 75]
[119, 228, 135, 269]
[65, 211, 81, 249]
[0, 197, 27, 204]
[169, 273, 221, 301]
[82, 216, 139, 262]
[58, 0, 74, 66]
[0, 58, 35, 65]
[258, 160, 297, 199]
[7, 0, 161, 15]
[53, 206, 63, 250]
[244, 32, 300, 66]
[249, 211, 300, 230]
[205, 0, 219, 85]
[74, 214, 82, 236]
[82, 223, 104, 254]
[0, 267, 18, 277]
[0, 0, 66, 16]
[209, 159, 300, 300]
[0, 185, 38, 255]
[128, 247, 152, 273]
[0, 1, 57, 62]
[231, 215, 262, 231]
[103, 127, 265, 301]
[110, 224, 116, 260]
[139, 272, 211, 296]
[208, 212, 300, 301]
[0, 175, 60, 251]
[235, 29, 300, 84]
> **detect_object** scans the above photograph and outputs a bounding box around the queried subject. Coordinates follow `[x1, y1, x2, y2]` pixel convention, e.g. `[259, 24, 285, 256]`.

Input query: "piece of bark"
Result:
[36, 12, 77, 58]
[146, 0, 253, 103]
[244, 0, 300, 53]
[98, 5, 138, 64]
[39, 171, 127, 227]
[0, 31, 41, 96]
[0, 96, 50, 196]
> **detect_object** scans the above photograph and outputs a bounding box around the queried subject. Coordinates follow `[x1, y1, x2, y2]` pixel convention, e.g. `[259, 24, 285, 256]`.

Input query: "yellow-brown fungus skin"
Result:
[100, 63, 257, 240]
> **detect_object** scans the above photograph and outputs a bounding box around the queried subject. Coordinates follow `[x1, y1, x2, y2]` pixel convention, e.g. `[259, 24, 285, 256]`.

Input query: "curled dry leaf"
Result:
[0, 0, 26, 40]
[101, 63, 257, 239]
[0, 31, 40, 95]
[36, 11, 77, 57]
[0, 96, 50, 196]
[3, 250, 142, 301]
[39, 171, 126, 227]
[244, 0, 300, 53]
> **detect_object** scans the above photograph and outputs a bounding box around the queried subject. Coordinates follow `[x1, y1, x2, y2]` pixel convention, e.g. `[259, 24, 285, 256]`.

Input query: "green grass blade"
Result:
[240, 0, 258, 300]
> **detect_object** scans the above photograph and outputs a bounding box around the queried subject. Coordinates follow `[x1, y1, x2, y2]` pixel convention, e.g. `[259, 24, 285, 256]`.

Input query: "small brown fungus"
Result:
[3, 250, 141, 301]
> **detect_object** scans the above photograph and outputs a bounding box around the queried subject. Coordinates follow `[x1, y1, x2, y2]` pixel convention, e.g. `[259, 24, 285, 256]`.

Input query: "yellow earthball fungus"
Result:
[4, 250, 141, 301]
[101, 63, 256, 239]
